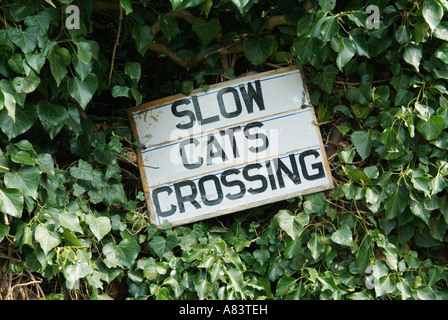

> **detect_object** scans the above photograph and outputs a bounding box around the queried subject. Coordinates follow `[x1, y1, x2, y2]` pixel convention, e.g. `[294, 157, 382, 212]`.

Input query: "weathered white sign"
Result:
[128, 67, 333, 227]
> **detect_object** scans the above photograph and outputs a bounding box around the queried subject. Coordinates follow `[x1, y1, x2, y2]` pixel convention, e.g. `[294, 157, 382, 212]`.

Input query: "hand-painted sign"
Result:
[128, 67, 333, 227]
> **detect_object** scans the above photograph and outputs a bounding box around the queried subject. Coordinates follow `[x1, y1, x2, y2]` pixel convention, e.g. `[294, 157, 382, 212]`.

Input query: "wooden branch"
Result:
[148, 42, 204, 68]
[108, 5, 124, 87]
[266, 15, 291, 30]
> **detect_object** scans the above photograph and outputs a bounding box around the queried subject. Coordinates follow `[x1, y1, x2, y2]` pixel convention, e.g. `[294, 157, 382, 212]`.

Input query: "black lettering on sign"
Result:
[206, 134, 227, 166]
[219, 126, 241, 159]
[152, 186, 176, 217]
[198, 175, 224, 206]
[217, 87, 243, 119]
[244, 122, 269, 153]
[192, 95, 220, 126]
[273, 154, 301, 189]
[239, 80, 265, 113]
[179, 137, 203, 170]
[265, 160, 277, 190]
[171, 99, 195, 130]
[174, 180, 201, 213]
[299, 149, 325, 180]
[221, 168, 246, 200]
[243, 163, 268, 194]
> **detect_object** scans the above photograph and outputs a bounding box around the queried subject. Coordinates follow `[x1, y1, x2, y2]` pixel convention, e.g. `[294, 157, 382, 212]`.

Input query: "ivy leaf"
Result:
[349, 28, 370, 58]
[57, 210, 83, 234]
[119, 0, 133, 15]
[320, 16, 339, 43]
[227, 268, 245, 298]
[403, 44, 422, 72]
[275, 276, 297, 297]
[336, 37, 356, 71]
[35, 153, 55, 176]
[75, 41, 93, 64]
[70, 159, 93, 181]
[170, 0, 183, 11]
[435, 43, 448, 63]
[356, 236, 372, 272]
[192, 18, 221, 46]
[292, 37, 315, 64]
[351, 130, 372, 160]
[384, 187, 408, 220]
[7, 28, 38, 53]
[64, 262, 93, 290]
[231, 0, 255, 16]
[423, 0, 443, 30]
[11, 75, 40, 94]
[307, 233, 325, 260]
[47, 46, 71, 87]
[148, 235, 178, 258]
[159, 15, 179, 42]
[37, 102, 69, 139]
[243, 35, 278, 66]
[4, 166, 41, 199]
[132, 24, 153, 55]
[417, 115, 445, 141]
[331, 225, 353, 246]
[273, 210, 309, 240]
[318, 0, 336, 11]
[311, 65, 338, 94]
[0, 223, 9, 242]
[103, 237, 140, 268]
[67, 74, 98, 109]
[0, 103, 38, 140]
[86, 215, 111, 241]
[35, 224, 61, 254]
[0, 188, 23, 218]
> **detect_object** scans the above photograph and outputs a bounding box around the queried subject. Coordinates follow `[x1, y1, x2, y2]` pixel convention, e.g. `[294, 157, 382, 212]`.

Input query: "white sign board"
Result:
[128, 67, 333, 227]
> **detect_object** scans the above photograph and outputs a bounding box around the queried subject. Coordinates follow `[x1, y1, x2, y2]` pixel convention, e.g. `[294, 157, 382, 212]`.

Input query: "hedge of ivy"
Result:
[0, 0, 448, 300]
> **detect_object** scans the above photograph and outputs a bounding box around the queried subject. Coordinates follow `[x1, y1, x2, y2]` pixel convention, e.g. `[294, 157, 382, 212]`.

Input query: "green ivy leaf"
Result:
[275, 276, 297, 297]
[149, 235, 178, 258]
[132, 24, 153, 55]
[273, 210, 309, 240]
[11, 75, 40, 94]
[0, 188, 23, 218]
[243, 35, 278, 66]
[292, 37, 315, 64]
[57, 210, 83, 234]
[336, 37, 356, 71]
[119, 0, 133, 15]
[0, 104, 38, 141]
[384, 187, 408, 220]
[331, 225, 353, 246]
[103, 237, 140, 268]
[318, 0, 336, 12]
[417, 115, 445, 141]
[37, 102, 69, 139]
[47, 46, 71, 87]
[67, 74, 98, 109]
[311, 64, 338, 94]
[86, 215, 111, 241]
[4, 166, 41, 199]
[351, 130, 372, 161]
[403, 44, 422, 72]
[159, 15, 179, 42]
[423, 0, 443, 30]
[70, 159, 94, 181]
[192, 18, 221, 46]
[35, 224, 61, 254]
[7, 28, 38, 53]
[307, 233, 325, 260]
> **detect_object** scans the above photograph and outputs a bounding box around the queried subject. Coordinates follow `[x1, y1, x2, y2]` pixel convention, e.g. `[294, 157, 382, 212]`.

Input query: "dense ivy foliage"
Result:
[0, 0, 448, 300]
